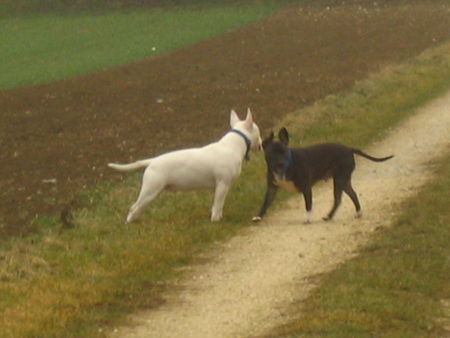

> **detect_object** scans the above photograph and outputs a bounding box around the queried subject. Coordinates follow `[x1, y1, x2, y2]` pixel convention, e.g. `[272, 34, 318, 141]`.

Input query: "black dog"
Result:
[253, 128, 393, 223]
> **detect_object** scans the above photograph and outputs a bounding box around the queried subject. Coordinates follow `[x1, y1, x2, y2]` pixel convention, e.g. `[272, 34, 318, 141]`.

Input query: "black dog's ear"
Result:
[262, 131, 274, 149]
[278, 127, 289, 146]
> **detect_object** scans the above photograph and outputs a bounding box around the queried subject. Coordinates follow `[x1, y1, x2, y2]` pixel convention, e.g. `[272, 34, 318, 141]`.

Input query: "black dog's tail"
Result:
[352, 149, 394, 162]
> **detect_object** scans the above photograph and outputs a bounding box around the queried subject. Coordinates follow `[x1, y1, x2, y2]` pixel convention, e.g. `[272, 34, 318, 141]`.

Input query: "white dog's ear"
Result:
[230, 110, 240, 127]
[244, 108, 254, 131]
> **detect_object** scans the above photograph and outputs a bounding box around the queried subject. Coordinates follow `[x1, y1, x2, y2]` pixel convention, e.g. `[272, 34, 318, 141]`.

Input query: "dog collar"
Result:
[283, 149, 293, 174]
[229, 129, 251, 161]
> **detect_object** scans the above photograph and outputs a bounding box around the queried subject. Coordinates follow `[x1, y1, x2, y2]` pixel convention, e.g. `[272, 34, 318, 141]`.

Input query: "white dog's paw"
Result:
[211, 213, 222, 222]
[252, 216, 262, 222]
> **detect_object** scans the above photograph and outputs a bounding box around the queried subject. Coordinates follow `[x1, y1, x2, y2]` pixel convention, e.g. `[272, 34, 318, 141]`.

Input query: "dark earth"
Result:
[1, 1, 449, 236]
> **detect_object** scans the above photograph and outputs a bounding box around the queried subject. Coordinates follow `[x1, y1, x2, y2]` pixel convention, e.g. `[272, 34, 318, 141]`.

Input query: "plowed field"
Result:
[1, 1, 449, 235]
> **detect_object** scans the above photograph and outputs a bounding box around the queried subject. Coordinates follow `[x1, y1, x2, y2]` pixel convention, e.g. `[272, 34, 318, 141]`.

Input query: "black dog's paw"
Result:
[252, 216, 262, 222]
[322, 216, 332, 222]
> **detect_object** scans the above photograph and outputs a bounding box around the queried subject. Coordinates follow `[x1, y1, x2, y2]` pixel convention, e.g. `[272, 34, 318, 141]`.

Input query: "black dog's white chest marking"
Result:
[273, 174, 298, 192]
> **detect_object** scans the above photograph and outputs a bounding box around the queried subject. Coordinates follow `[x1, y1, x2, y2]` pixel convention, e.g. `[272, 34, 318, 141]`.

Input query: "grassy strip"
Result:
[0, 3, 279, 90]
[0, 44, 449, 337]
[0, 0, 288, 15]
[269, 154, 450, 337]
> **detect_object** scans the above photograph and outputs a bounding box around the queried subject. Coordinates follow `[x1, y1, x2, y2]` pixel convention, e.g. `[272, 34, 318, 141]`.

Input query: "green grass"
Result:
[0, 40, 449, 338]
[0, 167, 268, 337]
[0, 0, 293, 15]
[0, 3, 279, 90]
[269, 154, 450, 337]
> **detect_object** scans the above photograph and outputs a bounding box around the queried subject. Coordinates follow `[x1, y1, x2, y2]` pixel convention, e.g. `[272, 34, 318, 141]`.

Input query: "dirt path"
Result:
[110, 91, 450, 337]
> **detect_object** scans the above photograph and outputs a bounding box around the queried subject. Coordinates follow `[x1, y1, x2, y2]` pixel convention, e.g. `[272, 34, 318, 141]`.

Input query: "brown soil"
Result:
[1, 1, 449, 235]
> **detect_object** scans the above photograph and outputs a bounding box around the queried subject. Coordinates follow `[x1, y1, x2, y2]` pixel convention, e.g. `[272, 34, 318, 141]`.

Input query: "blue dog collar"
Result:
[283, 149, 293, 174]
[229, 129, 251, 161]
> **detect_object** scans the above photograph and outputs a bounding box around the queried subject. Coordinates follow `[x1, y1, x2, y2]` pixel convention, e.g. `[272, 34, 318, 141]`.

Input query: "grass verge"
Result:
[0, 43, 449, 337]
[0, 2, 279, 90]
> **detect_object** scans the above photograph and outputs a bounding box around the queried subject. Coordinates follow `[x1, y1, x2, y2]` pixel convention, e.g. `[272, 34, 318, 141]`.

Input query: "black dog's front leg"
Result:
[252, 179, 278, 222]
[295, 180, 312, 224]
[301, 186, 313, 224]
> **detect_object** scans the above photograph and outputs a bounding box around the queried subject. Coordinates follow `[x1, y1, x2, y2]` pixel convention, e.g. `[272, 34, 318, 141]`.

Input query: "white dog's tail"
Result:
[108, 159, 152, 172]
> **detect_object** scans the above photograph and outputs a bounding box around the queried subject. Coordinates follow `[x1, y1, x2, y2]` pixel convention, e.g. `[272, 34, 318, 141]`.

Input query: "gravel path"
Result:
[111, 91, 450, 337]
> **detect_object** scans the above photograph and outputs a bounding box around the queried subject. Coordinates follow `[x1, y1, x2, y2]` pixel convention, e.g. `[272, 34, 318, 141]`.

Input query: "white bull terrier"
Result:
[108, 109, 262, 223]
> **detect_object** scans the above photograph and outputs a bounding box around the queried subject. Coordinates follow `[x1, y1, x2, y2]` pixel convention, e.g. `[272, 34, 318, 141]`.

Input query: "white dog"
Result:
[108, 109, 262, 223]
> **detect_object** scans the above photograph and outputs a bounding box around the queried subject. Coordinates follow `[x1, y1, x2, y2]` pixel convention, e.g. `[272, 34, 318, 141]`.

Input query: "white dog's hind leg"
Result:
[211, 181, 231, 222]
[126, 176, 165, 223]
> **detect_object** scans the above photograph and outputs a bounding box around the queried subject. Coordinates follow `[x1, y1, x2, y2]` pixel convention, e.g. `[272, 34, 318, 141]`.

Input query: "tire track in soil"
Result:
[110, 91, 450, 337]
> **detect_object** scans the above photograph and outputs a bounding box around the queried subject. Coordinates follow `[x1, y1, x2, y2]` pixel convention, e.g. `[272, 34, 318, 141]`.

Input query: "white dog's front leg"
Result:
[211, 181, 230, 222]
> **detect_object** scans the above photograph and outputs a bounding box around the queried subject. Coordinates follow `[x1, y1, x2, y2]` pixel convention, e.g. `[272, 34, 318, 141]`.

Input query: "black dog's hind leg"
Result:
[253, 183, 278, 221]
[344, 183, 362, 218]
[324, 177, 362, 220]
[323, 178, 345, 221]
